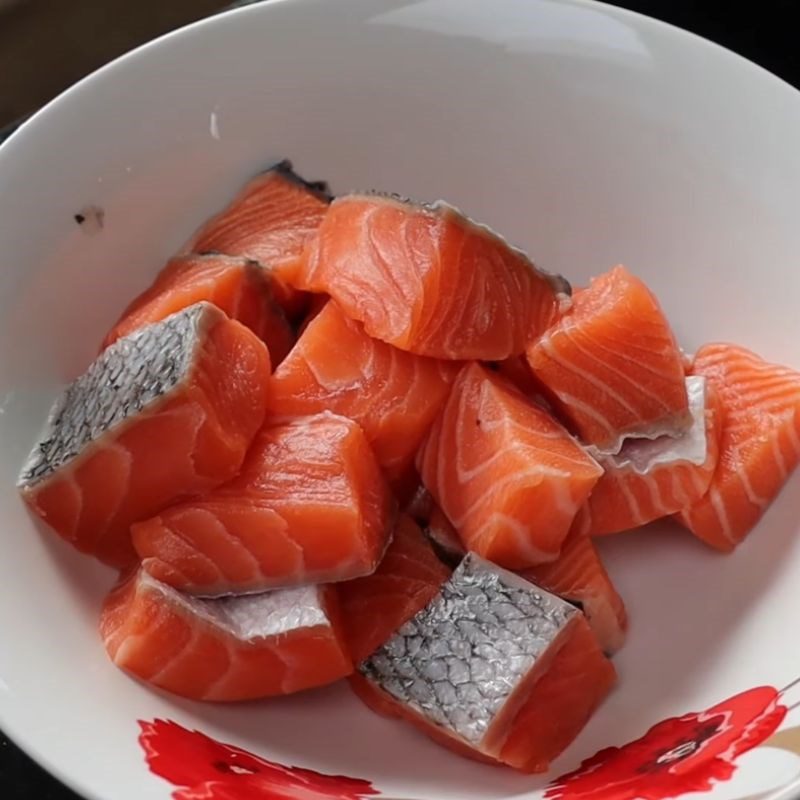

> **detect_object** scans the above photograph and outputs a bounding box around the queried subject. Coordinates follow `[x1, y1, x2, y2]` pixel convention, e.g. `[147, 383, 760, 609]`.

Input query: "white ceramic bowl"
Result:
[2, 2, 800, 799]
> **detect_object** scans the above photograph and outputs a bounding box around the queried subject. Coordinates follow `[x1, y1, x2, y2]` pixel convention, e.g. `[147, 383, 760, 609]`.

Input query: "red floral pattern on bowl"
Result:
[139, 719, 380, 800]
[545, 686, 787, 800]
[138, 686, 789, 800]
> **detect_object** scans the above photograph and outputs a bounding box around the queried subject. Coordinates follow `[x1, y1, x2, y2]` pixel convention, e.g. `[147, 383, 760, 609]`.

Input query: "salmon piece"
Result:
[102, 254, 294, 366]
[336, 514, 450, 663]
[526, 266, 690, 452]
[100, 567, 352, 701]
[521, 529, 628, 654]
[267, 300, 460, 481]
[675, 344, 800, 551]
[350, 673, 500, 767]
[497, 619, 617, 773]
[296, 194, 570, 360]
[181, 161, 331, 317]
[133, 413, 394, 597]
[578, 376, 722, 536]
[417, 363, 603, 569]
[351, 555, 615, 772]
[18, 303, 270, 568]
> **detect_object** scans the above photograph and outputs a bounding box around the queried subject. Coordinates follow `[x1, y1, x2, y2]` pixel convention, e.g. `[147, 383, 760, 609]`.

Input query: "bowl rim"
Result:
[1, 1, 799, 798]
[2, 0, 799, 163]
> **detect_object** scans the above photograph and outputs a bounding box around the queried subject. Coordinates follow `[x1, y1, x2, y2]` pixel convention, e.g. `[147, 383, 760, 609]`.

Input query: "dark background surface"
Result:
[0, 1, 798, 797]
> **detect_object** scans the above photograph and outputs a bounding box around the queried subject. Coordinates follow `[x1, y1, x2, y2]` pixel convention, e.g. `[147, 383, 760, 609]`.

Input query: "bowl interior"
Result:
[1, 1, 800, 798]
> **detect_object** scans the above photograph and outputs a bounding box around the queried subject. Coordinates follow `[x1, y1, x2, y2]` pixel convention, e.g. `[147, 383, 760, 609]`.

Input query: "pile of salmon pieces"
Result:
[19, 161, 800, 773]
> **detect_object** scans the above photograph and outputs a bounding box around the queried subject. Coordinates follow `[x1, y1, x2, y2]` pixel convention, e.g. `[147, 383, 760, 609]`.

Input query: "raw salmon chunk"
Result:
[521, 529, 628, 654]
[101, 567, 352, 701]
[497, 618, 617, 772]
[675, 343, 800, 551]
[351, 555, 616, 772]
[577, 376, 722, 536]
[417, 363, 603, 568]
[19, 303, 270, 568]
[267, 300, 460, 481]
[102, 254, 294, 366]
[133, 413, 394, 596]
[336, 514, 451, 663]
[526, 265, 690, 452]
[181, 160, 331, 317]
[296, 194, 570, 360]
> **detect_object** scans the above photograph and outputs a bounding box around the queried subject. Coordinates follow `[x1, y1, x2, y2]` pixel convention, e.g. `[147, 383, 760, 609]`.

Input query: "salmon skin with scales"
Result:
[295, 194, 570, 360]
[18, 303, 270, 568]
[521, 529, 628, 655]
[575, 376, 722, 536]
[267, 300, 460, 481]
[100, 567, 351, 701]
[351, 554, 616, 772]
[526, 265, 690, 453]
[675, 343, 800, 551]
[180, 160, 331, 318]
[417, 363, 603, 569]
[102, 253, 294, 366]
[133, 413, 394, 597]
[336, 514, 451, 663]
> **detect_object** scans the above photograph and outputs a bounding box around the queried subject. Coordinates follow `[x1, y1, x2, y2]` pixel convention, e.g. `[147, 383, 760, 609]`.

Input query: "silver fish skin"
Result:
[19, 302, 220, 487]
[359, 553, 577, 747]
[601, 375, 710, 473]
[140, 570, 331, 642]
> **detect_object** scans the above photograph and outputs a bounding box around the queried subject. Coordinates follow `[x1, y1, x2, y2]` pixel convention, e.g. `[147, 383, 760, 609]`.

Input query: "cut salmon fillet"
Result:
[181, 161, 331, 317]
[675, 343, 800, 551]
[577, 376, 722, 536]
[336, 514, 451, 663]
[351, 555, 616, 773]
[296, 194, 570, 360]
[102, 253, 294, 366]
[133, 413, 394, 597]
[521, 529, 628, 654]
[526, 265, 690, 452]
[417, 363, 603, 569]
[19, 303, 270, 568]
[497, 618, 617, 773]
[267, 300, 460, 481]
[101, 567, 352, 701]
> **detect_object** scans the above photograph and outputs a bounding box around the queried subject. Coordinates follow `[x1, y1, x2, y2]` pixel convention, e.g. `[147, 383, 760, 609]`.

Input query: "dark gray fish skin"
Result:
[359, 554, 577, 746]
[263, 159, 332, 202]
[19, 302, 215, 487]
